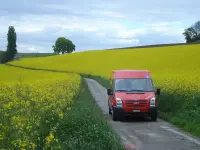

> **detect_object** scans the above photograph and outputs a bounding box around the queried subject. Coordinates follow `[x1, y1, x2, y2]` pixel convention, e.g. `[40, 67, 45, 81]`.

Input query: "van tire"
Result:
[150, 112, 157, 121]
[112, 110, 118, 121]
[109, 107, 112, 115]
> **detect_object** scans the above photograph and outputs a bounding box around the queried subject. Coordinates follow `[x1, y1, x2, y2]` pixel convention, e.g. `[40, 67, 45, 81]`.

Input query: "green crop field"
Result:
[8, 44, 200, 137]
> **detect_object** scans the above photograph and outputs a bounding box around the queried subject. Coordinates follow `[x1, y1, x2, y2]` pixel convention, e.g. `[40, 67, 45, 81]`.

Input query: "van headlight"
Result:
[150, 97, 156, 107]
[116, 98, 123, 107]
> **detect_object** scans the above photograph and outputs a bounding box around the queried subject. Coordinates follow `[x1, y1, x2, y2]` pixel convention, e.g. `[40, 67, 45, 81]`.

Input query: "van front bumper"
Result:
[112, 106, 157, 117]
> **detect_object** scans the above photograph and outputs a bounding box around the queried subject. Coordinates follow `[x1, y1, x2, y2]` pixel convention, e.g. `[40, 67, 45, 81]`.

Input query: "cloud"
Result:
[115, 29, 148, 39]
[147, 21, 183, 27]
[102, 11, 128, 19]
[0, 0, 199, 52]
[118, 39, 140, 45]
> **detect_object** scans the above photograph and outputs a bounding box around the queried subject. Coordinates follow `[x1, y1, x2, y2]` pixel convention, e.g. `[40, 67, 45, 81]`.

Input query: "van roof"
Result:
[113, 69, 149, 72]
[112, 70, 151, 79]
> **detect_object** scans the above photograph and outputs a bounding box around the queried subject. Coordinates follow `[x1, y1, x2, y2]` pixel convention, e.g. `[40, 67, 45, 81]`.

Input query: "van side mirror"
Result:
[156, 88, 161, 95]
[107, 88, 113, 95]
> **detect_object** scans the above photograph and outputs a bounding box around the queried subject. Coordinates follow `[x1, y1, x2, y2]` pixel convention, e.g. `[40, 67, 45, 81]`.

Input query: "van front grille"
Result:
[125, 100, 148, 107]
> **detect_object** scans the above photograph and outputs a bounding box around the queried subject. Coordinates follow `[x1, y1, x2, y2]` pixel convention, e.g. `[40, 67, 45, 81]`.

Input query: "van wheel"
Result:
[109, 107, 112, 115]
[112, 110, 118, 121]
[150, 112, 157, 121]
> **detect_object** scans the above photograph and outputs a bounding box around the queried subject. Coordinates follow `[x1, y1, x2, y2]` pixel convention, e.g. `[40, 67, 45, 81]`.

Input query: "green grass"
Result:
[55, 77, 125, 150]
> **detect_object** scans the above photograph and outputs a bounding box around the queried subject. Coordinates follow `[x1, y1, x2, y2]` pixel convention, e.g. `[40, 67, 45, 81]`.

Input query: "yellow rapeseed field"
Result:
[9, 44, 200, 94]
[0, 65, 81, 149]
[8, 44, 200, 136]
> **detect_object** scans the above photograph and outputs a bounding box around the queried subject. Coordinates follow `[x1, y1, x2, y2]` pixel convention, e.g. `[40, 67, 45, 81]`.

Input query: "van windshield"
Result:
[114, 78, 154, 92]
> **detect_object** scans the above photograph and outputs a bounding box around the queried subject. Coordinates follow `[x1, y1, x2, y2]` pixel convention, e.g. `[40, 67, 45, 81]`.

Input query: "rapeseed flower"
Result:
[0, 65, 81, 149]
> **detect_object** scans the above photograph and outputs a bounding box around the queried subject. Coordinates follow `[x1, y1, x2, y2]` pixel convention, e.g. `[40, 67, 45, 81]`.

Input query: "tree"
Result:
[6, 26, 17, 61]
[52, 37, 75, 54]
[194, 21, 200, 35]
[183, 29, 192, 43]
[183, 20, 200, 43]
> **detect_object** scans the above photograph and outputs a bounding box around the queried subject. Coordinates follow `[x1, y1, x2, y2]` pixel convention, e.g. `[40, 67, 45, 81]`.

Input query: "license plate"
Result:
[133, 110, 140, 112]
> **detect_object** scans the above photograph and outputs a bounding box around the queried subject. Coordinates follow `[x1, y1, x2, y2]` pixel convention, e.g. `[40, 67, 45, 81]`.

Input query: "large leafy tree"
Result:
[183, 20, 200, 43]
[6, 26, 17, 61]
[52, 37, 75, 54]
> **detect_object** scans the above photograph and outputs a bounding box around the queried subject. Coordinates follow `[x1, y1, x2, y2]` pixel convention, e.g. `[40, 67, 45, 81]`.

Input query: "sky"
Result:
[0, 0, 199, 53]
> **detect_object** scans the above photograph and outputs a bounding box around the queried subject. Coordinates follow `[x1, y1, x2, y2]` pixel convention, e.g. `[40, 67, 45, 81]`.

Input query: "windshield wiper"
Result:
[116, 89, 147, 92]
[116, 89, 128, 92]
[126, 90, 146, 94]
[129, 90, 145, 92]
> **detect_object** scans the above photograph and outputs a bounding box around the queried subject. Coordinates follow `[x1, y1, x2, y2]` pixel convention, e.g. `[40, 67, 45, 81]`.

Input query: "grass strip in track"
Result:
[55, 78, 125, 150]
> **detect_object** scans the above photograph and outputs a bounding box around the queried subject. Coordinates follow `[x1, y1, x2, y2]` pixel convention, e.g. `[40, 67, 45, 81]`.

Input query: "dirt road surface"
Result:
[85, 78, 200, 150]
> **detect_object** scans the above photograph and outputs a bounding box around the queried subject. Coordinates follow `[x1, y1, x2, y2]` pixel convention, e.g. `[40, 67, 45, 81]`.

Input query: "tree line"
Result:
[183, 20, 200, 43]
[0, 26, 76, 64]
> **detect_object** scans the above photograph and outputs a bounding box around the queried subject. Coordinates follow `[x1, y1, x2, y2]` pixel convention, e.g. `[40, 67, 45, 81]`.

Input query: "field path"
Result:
[85, 78, 200, 150]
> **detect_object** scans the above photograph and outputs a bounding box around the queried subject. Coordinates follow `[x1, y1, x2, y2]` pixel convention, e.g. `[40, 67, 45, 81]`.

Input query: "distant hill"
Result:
[106, 42, 200, 50]
[0, 50, 56, 63]
[17, 52, 56, 58]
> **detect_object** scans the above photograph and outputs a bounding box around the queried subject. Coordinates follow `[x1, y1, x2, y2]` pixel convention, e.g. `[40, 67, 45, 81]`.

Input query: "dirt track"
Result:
[85, 78, 200, 150]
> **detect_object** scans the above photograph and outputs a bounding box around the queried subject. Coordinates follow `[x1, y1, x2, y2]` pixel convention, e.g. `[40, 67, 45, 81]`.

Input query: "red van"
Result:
[107, 70, 161, 121]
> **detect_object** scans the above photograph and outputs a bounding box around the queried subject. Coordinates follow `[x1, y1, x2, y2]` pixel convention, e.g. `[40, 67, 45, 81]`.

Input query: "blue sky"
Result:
[0, 0, 199, 53]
